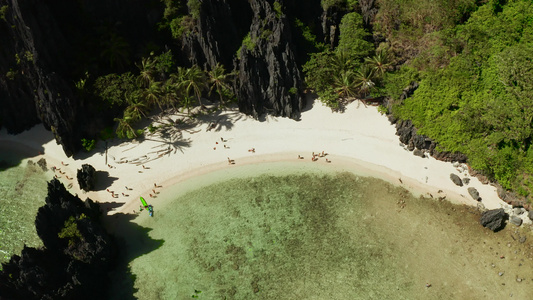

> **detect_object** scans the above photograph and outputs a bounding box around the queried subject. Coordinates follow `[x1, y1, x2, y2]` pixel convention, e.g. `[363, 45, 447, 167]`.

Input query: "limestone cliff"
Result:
[182, 0, 308, 119]
[0, 0, 79, 156]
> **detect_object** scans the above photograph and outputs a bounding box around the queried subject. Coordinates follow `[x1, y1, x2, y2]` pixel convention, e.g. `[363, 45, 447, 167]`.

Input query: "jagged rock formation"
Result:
[234, 0, 304, 119]
[0, 179, 116, 299]
[77, 164, 96, 192]
[0, 0, 80, 156]
[182, 0, 305, 119]
[0, 0, 163, 156]
[181, 0, 253, 71]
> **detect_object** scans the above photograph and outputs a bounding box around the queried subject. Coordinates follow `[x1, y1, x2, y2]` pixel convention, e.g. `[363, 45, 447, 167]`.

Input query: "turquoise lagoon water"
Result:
[0, 151, 51, 264]
[109, 162, 533, 300]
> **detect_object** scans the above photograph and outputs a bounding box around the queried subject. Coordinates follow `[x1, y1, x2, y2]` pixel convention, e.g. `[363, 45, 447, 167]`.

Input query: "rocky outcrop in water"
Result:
[0, 179, 116, 300]
[77, 164, 96, 192]
[480, 208, 507, 232]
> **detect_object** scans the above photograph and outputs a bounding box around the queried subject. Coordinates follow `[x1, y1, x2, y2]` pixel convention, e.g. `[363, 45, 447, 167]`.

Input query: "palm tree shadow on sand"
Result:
[103, 212, 164, 300]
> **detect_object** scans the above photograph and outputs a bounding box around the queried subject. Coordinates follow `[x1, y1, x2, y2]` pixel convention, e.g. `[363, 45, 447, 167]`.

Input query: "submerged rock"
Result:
[467, 187, 481, 201]
[450, 173, 463, 187]
[480, 208, 507, 232]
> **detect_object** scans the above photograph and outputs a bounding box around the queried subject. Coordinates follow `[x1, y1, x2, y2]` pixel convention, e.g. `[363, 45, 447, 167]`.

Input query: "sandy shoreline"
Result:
[1, 98, 528, 224]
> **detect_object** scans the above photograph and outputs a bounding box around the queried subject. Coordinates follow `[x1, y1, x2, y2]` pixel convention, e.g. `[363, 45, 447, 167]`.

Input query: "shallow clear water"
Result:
[0, 156, 50, 264]
[109, 163, 533, 300]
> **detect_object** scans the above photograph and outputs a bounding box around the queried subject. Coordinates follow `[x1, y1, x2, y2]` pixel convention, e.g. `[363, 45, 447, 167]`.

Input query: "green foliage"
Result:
[288, 87, 298, 95]
[0, 5, 8, 22]
[188, 0, 201, 20]
[377, 105, 388, 115]
[93, 73, 137, 106]
[390, 0, 533, 197]
[381, 66, 420, 101]
[321, 0, 358, 11]
[99, 127, 115, 140]
[293, 18, 327, 53]
[273, 1, 282, 17]
[5, 69, 16, 80]
[81, 138, 96, 152]
[337, 12, 373, 61]
[58, 214, 87, 247]
[155, 50, 174, 74]
[242, 33, 256, 52]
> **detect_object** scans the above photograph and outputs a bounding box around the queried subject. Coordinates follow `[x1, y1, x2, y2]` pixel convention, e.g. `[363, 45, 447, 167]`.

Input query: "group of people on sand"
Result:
[297, 151, 331, 162]
[52, 164, 74, 180]
[149, 183, 162, 198]
[214, 137, 228, 150]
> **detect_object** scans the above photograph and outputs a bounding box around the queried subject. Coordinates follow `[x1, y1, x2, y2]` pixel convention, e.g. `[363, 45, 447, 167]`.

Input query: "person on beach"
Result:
[221, 137, 224, 142]
[326, 158, 331, 163]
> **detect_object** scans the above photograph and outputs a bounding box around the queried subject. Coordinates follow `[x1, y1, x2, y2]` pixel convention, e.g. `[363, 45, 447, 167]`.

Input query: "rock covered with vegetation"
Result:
[0, 179, 116, 299]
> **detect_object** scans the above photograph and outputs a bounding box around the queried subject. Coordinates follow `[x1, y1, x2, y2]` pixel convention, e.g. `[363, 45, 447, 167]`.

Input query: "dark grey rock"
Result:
[467, 187, 481, 201]
[480, 208, 507, 231]
[510, 215, 523, 226]
[463, 177, 470, 185]
[77, 164, 96, 192]
[529, 210, 533, 221]
[450, 174, 463, 186]
[413, 149, 425, 158]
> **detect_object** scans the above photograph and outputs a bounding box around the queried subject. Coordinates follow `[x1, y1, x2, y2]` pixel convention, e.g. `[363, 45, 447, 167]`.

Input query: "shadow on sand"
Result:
[104, 212, 164, 300]
[93, 170, 118, 191]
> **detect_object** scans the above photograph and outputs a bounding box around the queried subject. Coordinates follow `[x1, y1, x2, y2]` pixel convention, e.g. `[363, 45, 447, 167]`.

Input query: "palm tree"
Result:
[354, 65, 375, 97]
[330, 50, 354, 74]
[364, 49, 391, 78]
[160, 80, 179, 110]
[136, 56, 157, 88]
[144, 81, 164, 111]
[114, 116, 137, 139]
[100, 32, 130, 70]
[207, 63, 234, 107]
[180, 95, 194, 116]
[176, 65, 207, 108]
[125, 92, 148, 122]
[332, 70, 358, 99]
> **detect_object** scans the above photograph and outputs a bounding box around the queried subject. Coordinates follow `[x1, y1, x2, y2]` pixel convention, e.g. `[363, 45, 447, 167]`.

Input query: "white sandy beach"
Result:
[1, 98, 525, 222]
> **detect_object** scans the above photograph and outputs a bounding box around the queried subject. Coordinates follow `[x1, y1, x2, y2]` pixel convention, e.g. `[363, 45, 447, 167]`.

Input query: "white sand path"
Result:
[1, 98, 525, 222]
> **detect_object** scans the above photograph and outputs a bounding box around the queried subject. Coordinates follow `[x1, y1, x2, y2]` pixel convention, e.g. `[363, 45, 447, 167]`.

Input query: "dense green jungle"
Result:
[1, 0, 532, 200]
